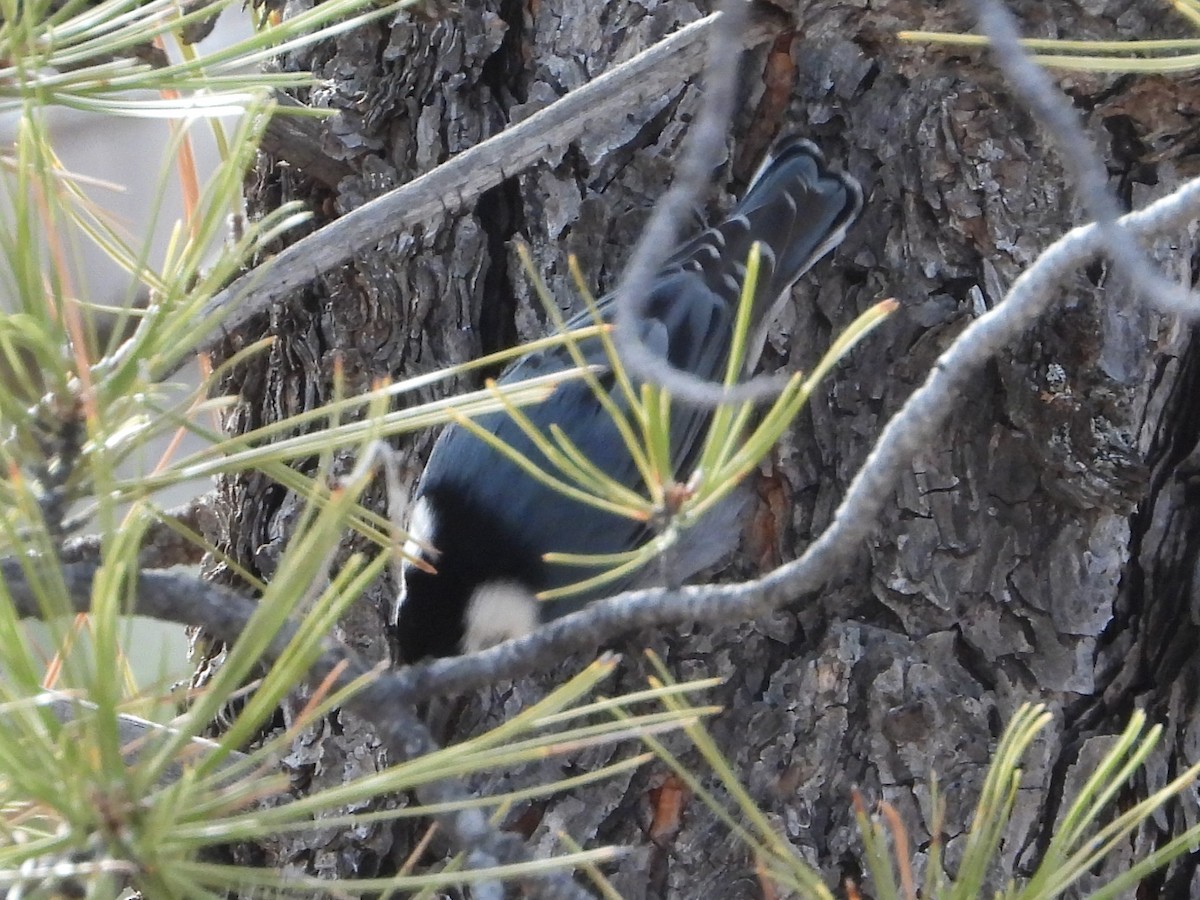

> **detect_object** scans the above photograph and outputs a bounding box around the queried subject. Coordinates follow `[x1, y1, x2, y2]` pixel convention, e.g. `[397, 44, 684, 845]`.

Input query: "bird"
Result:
[395, 136, 863, 662]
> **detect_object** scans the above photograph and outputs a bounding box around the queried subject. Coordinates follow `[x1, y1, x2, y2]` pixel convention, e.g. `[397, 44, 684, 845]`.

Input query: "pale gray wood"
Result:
[45, 692, 247, 784]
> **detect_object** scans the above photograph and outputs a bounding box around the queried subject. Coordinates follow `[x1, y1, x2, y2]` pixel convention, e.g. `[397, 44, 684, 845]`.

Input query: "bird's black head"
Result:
[394, 484, 547, 662]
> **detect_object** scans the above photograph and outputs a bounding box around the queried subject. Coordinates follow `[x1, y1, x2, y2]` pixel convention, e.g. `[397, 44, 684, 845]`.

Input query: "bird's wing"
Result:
[415, 138, 862, 607]
[427, 270, 733, 599]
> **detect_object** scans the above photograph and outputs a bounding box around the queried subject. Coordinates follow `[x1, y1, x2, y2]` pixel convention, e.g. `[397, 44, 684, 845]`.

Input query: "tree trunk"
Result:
[216, 0, 1200, 893]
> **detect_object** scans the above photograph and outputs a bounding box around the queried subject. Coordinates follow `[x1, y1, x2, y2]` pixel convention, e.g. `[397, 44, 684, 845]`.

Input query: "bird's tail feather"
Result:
[667, 136, 863, 329]
[739, 136, 863, 304]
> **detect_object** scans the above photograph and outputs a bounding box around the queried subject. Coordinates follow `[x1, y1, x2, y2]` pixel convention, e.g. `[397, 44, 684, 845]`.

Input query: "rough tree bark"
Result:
[211, 0, 1200, 894]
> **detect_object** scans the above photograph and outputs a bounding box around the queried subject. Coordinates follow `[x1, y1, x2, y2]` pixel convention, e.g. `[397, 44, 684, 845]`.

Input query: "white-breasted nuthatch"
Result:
[396, 137, 863, 661]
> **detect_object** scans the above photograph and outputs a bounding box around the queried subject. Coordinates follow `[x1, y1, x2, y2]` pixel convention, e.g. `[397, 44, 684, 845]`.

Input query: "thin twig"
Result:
[60, 497, 213, 568]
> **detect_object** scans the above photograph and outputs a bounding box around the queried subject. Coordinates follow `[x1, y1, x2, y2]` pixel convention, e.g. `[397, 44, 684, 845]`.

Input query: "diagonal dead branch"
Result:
[178, 10, 776, 379]
[259, 92, 355, 188]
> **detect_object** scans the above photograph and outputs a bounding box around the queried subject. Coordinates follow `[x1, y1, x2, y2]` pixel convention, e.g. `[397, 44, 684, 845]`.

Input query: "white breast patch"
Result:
[402, 495, 438, 564]
[393, 495, 439, 624]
